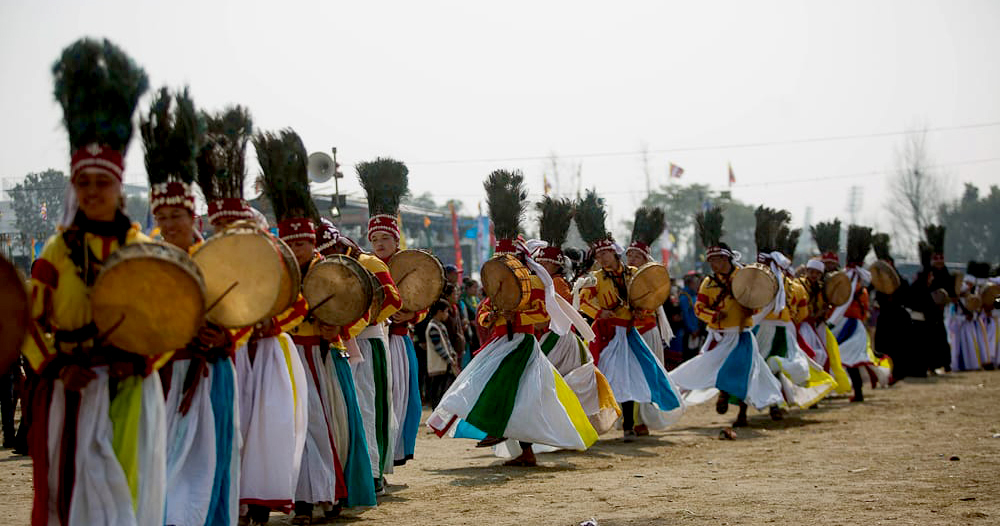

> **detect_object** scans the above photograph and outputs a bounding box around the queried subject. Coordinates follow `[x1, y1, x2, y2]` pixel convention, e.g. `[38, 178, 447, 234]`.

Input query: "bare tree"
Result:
[886, 129, 945, 256]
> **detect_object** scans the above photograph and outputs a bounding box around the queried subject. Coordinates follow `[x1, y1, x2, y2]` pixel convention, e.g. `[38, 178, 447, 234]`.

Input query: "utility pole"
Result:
[641, 142, 651, 197]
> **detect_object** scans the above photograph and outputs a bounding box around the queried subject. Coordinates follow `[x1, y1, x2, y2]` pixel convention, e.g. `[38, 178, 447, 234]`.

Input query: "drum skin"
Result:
[192, 225, 285, 328]
[91, 242, 205, 355]
[0, 255, 28, 372]
[389, 249, 445, 313]
[823, 271, 852, 307]
[732, 263, 778, 310]
[481, 254, 531, 312]
[869, 260, 901, 295]
[268, 236, 301, 319]
[628, 263, 671, 311]
[302, 257, 372, 326]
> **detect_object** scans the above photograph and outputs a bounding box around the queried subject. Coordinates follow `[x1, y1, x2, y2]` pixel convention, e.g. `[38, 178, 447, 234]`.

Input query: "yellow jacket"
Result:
[578, 265, 638, 322]
[695, 271, 754, 330]
[21, 224, 150, 372]
[477, 274, 549, 330]
[358, 253, 402, 325]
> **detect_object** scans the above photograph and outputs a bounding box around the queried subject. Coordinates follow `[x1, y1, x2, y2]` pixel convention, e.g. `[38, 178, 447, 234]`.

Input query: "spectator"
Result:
[441, 282, 467, 366]
[459, 278, 482, 359]
[676, 271, 706, 362]
[424, 299, 460, 407]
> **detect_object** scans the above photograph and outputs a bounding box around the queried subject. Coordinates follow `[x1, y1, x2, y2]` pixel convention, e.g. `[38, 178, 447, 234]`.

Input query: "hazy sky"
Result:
[2, 0, 998, 248]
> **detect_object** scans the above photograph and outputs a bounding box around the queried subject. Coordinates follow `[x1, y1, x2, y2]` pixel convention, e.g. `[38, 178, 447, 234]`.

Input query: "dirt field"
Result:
[2, 371, 999, 526]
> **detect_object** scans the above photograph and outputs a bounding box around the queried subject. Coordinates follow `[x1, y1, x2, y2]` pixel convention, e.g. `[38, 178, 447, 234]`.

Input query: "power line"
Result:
[407, 121, 1000, 166]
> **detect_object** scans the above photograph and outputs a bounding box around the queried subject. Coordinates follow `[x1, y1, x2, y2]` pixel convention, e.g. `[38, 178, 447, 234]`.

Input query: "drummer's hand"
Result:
[60, 364, 96, 391]
[198, 326, 228, 349]
[391, 311, 414, 323]
[318, 322, 341, 341]
[481, 312, 494, 327]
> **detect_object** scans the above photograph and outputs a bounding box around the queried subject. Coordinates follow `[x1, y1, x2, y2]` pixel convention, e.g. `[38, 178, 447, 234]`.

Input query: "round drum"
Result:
[628, 262, 671, 311]
[389, 249, 445, 313]
[268, 236, 301, 318]
[192, 224, 286, 328]
[481, 254, 532, 312]
[823, 271, 852, 307]
[731, 263, 778, 310]
[91, 242, 205, 355]
[981, 284, 1000, 309]
[0, 255, 28, 372]
[962, 294, 983, 312]
[302, 256, 372, 326]
[869, 260, 901, 295]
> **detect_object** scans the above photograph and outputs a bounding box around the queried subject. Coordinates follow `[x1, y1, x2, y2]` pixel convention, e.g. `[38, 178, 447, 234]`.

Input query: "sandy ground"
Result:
[2, 371, 999, 526]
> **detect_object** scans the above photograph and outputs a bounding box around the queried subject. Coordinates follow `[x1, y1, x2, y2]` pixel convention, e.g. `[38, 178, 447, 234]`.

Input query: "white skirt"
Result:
[294, 342, 340, 504]
[669, 328, 784, 410]
[351, 326, 397, 477]
[235, 334, 307, 511]
[598, 326, 684, 428]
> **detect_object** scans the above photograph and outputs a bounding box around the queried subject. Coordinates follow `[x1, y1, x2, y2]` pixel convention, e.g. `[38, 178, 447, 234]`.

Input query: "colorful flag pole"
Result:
[397, 213, 408, 249]
[728, 162, 736, 186]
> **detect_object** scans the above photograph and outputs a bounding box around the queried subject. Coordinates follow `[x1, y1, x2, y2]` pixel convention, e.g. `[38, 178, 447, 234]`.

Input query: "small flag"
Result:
[669, 163, 684, 179]
[543, 174, 551, 195]
[423, 216, 431, 228]
[39, 202, 47, 220]
[728, 163, 735, 186]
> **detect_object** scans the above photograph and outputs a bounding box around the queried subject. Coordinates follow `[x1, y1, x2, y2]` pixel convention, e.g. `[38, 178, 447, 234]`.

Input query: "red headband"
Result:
[71, 143, 124, 182]
[626, 241, 650, 258]
[150, 181, 195, 215]
[821, 251, 839, 265]
[705, 245, 734, 259]
[533, 245, 563, 265]
[367, 214, 400, 242]
[278, 218, 316, 243]
[495, 238, 528, 256]
[207, 198, 253, 224]
[591, 239, 616, 254]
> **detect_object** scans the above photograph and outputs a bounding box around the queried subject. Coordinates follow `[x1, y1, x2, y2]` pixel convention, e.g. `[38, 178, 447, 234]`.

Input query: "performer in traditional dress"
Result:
[622, 206, 676, 435]
[255, 130, 345, 524]
[668, 206, 783, 428]
[357, 158, 423, 471]
[910, 226, 955, 375]
[624, 207, 674, 367]
[950, 261, 992, 371]
[532, 196, 620, 437]
[199, 125, 309, 525]
[800, 221, 852, 394]
[982, 269, 1000, 368]
[314, 221, 377, 510]
[426, 170, 597, 467]
[869, 233, 918, 382]
[353, 162, 404, 494]
[827, 225, 883, 402]
[22, 38, 167, 526]
[576, 191, 684, 441]
[751, 208, 835, 416]
[142, 88, 241, 526]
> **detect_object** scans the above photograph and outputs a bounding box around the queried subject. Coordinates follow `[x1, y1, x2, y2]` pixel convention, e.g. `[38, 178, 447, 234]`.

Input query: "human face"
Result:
[596, 250, 619, 271]
[625, 250, 648, 268]
[823, 260, 838, 273]
[370, 231, 398, 260]
[708, 254, 733, 275]
[465, 281, 479, 297]
[154, 206, 195, 250]
[445, 270, 459, 285]
[288, 238, 316, 266]
[73, 171, 120, 222]
[805, 268, 823, 284]
[540, 260, 561, 277]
